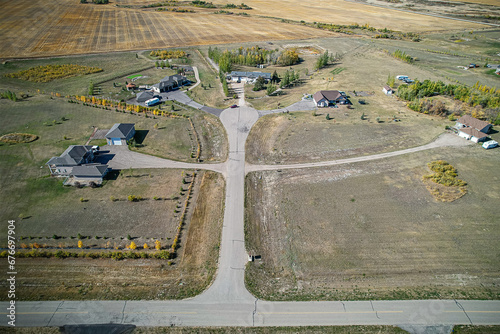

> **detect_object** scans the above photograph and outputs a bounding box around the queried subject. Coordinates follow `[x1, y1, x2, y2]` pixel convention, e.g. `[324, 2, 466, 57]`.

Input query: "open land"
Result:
[0, 170, 225, 301]
[0, 0, 491, 60]
[245, 144, 500, 301]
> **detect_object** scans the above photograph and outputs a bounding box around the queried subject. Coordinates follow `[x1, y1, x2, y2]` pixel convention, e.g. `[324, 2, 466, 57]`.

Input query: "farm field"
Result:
[0, 0, 333, 59]
[245, 144, 500, 301]
[210, 0, 487, 31]
[0, 171, 225, 301]
[0, 95, 225, 229]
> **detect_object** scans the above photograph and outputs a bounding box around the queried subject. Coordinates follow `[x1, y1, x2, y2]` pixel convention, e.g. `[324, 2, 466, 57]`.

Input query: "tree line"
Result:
[397, 79, 500, 123]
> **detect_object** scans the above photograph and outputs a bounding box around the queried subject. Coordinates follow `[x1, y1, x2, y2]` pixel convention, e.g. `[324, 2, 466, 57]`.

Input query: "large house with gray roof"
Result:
[105, 123, 135, 145]
[46, 145, 96, 176]
[152, 74, 188, 93]
[46, 145, 109, 185]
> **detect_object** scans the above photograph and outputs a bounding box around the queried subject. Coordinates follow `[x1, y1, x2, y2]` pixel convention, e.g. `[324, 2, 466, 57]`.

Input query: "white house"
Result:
[105, 123, 136, 145]
[457, 127, 489, 143]
[383, 85, 394, 95]
[227, 71, 271, 84]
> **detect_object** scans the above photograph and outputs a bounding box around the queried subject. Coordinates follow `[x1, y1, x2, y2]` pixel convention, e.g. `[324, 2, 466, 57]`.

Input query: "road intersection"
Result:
[3, 98, 499, 330]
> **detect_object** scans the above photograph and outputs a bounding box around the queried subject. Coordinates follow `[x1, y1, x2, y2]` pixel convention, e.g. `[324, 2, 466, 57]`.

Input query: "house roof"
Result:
[126, 83, 136, 88]
[457, 115, 491, 130]
[71, 164, 108, 178]
[313, 90, 342, 103]
[459, 127, 488, 139]
[229, 71, 271, 79]
[46, 145, 93, 166]
[383, 85, 393, 91]
[160, 74, 187, 85]
[106, 123, 135, 139]
[137, 90, 154, 99]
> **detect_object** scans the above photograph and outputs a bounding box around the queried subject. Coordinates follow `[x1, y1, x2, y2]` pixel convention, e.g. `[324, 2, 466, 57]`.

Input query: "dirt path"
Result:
[246, 133, 472, 173]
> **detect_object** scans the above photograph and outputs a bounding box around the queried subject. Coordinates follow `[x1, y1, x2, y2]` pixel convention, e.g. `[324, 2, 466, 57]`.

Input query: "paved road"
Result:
[5, 87, 499, 329]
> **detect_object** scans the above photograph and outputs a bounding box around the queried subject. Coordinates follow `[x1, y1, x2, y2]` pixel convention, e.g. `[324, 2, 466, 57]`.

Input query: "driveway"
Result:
[259, 99, 317, 117]
[99, 145, 226, 174]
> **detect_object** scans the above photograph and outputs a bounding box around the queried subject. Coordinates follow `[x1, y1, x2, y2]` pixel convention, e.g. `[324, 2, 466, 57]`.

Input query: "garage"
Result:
[112, 138, 122, 145]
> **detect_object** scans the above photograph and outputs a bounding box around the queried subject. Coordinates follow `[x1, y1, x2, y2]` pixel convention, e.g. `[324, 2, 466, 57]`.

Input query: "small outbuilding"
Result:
[105, 123, 136, 146]
[126, 83, 136, 91]
[383, 85, 394, 95]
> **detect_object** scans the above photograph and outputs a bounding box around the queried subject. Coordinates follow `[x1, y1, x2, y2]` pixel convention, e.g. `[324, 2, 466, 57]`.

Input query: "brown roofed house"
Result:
[455, 115, 492, 134]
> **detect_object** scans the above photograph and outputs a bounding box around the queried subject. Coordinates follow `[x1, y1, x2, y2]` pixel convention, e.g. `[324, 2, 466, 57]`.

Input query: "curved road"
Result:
[4, 101, 500, 329]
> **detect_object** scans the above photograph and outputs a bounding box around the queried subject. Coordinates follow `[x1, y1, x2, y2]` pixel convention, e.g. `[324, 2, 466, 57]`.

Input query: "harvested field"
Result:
[0, 171, 225, 301]
[0, 0, 332, 59]
[245, 145, 500, 301]
[212, 0, 487, 31]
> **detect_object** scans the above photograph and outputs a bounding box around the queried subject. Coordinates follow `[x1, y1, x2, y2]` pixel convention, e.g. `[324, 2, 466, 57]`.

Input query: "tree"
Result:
[155, 240, 161, 250]
[129, 242, 137, 250]
[266, 84, 277, 95]
[387, 74, 395, 88]
[277, 49, 299, 66]
[253, 76, 266, 91]
[78, 240, 83, 248]
[326, 113, 330, 120]
[143, 243, 149, 249]
[271, 70, 279, 84]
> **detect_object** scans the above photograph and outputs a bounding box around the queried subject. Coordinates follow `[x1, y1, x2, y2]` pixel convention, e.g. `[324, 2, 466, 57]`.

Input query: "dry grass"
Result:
[423, 177, 467, 202]
[245, 146, 500, 301]
[0, 171, 225, 301]
[211, 0, 487, 31]
[0, 0, 332, 59]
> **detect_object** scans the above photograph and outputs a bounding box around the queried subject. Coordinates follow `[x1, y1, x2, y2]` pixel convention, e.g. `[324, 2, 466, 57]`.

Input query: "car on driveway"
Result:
[230, 104, 238, 108]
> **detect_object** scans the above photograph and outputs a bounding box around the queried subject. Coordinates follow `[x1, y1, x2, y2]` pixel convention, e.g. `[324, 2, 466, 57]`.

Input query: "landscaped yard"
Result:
[0, 170, 225, 301]
[245, 145, 500, 301]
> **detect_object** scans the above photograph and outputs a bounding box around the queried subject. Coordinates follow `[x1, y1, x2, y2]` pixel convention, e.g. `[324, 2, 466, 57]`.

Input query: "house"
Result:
[126, 83, 136, 91]
[227, 71, 271, 84]
[46, 145, 96, 176]
[105, 123, 136, 145]
[383, 85, 394, 95]
[457, 127, 489, 143]
[152, 74, 188, 93]
[136, 90, 154, 103]
[313, 90, 348, 107]
[455, 115, 492, 134]
[71, 164, 109, 181]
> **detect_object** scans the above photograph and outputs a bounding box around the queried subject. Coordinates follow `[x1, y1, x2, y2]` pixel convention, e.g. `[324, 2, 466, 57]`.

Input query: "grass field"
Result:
[245, 145, 500, 301]
[0, 170, 225, 301]
[0, 95, 225, 231]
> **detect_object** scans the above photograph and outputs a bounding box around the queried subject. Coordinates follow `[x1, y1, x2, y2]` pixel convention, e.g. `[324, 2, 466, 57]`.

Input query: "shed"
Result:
[383, 86, 394, 95]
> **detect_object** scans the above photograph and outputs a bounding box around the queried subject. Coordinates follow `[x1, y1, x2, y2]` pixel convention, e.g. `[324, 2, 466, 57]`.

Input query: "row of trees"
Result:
[208, 46, 300, 71]
[5, 64, 102, 83]
[150, 49, 186, 59]
[391, 49, 414, 63]
[313, 50, 339, 71]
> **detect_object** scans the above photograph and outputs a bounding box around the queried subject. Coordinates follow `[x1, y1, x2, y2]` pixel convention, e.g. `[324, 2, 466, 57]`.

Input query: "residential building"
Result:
[455, 115, 492, 134]
[46, 145, 96, 176]
[152, 74, 188, 93]
[227, 71, 271, 84]
[313, 90, 348, 107]
[106, 123, 136, 146]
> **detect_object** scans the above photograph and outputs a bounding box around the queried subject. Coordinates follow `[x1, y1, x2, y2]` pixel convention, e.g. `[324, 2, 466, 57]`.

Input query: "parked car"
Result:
[230, 104, 238, 108]
[403, 78, 414, 83]
[396, 75, 408, 80]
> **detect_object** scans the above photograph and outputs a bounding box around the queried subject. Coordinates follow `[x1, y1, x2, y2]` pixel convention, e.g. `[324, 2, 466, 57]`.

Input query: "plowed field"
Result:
[0, 0, 333, 59]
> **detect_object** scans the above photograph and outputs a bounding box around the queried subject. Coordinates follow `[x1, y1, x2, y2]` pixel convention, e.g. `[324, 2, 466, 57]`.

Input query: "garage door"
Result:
[112, 138, 122, 145]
